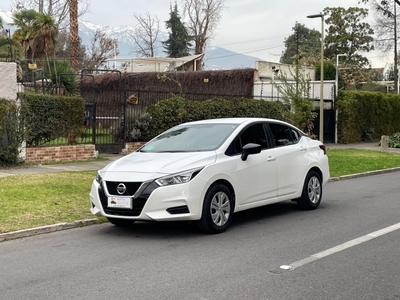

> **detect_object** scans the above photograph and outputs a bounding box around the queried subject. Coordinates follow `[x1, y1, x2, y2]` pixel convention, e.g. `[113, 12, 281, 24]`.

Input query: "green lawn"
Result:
[0, 148, 399, 234]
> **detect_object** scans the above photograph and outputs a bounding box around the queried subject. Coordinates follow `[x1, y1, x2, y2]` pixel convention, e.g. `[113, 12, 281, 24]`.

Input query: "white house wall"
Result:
[253, 80, 335, 103]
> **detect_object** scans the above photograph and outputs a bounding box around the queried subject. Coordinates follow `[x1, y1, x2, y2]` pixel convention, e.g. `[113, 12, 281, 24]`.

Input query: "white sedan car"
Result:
[90, 118, 330, 234]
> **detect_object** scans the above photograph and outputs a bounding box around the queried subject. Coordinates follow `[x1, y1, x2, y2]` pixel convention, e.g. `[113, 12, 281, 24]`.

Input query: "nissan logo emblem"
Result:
[116, 183, 127, 195]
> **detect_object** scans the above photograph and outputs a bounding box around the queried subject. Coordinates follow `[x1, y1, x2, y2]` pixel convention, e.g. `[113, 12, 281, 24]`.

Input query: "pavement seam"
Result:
[1, 167, 400, 243]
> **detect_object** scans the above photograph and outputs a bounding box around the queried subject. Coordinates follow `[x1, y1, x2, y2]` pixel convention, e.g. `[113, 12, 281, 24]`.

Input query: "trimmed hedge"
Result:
[337, 91, 400, 143]
[19, 92, 85, 146]
[0, 98, 22, 166]
[141, 96, 287, 139]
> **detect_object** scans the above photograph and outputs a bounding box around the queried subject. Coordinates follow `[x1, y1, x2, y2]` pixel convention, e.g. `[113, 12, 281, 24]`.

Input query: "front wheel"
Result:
[107, 217, 135, 227]
[297, 171, 322, 210]
[197, 184, 233, 234]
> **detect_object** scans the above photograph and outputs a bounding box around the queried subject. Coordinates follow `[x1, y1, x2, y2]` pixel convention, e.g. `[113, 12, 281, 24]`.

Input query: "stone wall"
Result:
[25, 145, 96, 163]
[0, 62, 17, 100]
[123, 142, 146, 154]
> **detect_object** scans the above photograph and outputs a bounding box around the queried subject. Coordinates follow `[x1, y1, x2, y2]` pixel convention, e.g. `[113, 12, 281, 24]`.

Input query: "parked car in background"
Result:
[90, 118, 330, 234]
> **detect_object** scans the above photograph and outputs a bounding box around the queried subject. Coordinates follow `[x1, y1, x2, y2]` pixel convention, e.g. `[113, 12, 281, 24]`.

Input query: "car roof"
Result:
[181, 117, 287, 126]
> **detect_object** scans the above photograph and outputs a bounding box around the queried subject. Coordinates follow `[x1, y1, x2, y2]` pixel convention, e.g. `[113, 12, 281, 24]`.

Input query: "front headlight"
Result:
[155, 167, 203, 187]
[95, 171, 103, 184]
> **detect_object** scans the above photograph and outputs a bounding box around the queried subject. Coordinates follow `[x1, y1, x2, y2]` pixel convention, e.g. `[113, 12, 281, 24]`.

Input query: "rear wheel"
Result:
[107, 217, 135, 227]
[197, 184, 233, 234]
[297, 171, 322, 210]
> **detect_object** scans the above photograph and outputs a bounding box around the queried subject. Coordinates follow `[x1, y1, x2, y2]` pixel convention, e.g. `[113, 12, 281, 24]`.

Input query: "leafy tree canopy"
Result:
[323, 7, 374, 69]
[280, 22, 321, 67]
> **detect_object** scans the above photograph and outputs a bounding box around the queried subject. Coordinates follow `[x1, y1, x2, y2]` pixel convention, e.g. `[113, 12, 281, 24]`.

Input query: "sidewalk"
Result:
[0, 153, 123, 178]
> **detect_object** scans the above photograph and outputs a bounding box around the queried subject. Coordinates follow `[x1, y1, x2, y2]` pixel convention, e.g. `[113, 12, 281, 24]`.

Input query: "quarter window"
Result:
[269, 123, 300, 147]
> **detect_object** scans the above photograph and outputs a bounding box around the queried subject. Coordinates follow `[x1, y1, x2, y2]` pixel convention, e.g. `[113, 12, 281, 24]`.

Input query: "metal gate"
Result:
[82, 70, 126, 153]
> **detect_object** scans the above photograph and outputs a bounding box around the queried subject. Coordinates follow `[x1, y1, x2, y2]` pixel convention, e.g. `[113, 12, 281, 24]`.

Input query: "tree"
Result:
[32, 12, 58, 61]
[55, 28, 86, 68]
[163, 3, 192, 58]
[68, 0, 79, 71]
[315, 61, 336, 81]
[130, 12, 161, 57]
[10, 0, 90, 27]
[280, 22, 321, 67]
[273, 67, 316, 135]
[84, 29, 119, 69]
[11, 9, 37, 61]
[182, 0, 225, 70]
[323, 7, 374, 69]
[11, 9, 58, 65]
[367, 0, 399, 92]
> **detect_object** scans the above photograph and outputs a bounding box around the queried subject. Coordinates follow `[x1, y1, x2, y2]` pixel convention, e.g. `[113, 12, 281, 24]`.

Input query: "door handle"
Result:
[267, 156, 276, 162]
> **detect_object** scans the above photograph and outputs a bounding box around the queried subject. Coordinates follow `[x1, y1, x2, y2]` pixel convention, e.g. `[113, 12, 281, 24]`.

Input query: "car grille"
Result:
[105, 181, 142, 196]
[98, 181, 148, 217]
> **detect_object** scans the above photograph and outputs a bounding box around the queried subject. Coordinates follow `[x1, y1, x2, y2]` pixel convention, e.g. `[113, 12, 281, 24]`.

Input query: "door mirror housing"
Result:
[241, 143, 262, 161]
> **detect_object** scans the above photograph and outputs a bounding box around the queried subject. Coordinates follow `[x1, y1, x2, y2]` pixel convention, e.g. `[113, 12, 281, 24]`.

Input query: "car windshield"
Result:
[141, 123, 238, 152]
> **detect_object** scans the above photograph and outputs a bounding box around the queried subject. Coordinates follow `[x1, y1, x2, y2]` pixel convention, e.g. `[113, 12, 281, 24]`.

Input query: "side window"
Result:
[269, 123, 297, 147]
[233, 123, 268, 153]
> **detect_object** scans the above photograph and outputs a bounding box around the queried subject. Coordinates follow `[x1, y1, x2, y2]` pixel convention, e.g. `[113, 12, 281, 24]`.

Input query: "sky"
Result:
[0, 0, 393, 67]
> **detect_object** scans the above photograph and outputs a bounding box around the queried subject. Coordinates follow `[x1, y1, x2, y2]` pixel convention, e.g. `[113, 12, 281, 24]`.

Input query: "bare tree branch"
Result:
[182, 0, 224, 69]
[129, 12, 160, 57]
[85, 28, 119, 69]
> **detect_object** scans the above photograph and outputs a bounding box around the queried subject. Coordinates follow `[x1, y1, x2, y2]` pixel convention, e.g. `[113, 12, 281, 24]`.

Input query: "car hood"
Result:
[100, 151, 217, 182]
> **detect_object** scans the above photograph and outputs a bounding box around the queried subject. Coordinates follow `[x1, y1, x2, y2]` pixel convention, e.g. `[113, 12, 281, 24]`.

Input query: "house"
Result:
[106, 54, 204, 73]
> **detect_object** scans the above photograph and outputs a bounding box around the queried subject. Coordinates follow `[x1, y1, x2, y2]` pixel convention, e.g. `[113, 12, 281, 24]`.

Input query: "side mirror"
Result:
[241, 143, 262, 161]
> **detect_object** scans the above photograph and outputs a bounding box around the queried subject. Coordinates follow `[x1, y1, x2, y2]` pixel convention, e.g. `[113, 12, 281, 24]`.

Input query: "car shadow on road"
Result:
[95, 200, 314, 239]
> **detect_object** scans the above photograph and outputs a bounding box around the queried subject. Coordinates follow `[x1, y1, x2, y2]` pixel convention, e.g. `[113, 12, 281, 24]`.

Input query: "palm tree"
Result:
[11, 9, 37, 61]
[11, 9, 57, 66]
[69, 0, 79, 72]
[32, 12, 58, 62]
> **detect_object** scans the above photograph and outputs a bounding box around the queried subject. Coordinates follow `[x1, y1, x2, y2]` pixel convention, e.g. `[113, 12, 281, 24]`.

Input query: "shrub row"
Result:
[126, 96, 287, 141]
[337, 91, 400, 143]
[0, 98, 22, 166]
[19, 92, 85, 146]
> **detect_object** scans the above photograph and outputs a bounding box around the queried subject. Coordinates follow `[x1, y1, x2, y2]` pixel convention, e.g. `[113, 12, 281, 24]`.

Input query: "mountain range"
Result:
[1, 10, 264, 70]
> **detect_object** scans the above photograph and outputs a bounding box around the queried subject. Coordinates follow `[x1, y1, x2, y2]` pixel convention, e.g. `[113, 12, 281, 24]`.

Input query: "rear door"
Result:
[267, 123, 309, 197]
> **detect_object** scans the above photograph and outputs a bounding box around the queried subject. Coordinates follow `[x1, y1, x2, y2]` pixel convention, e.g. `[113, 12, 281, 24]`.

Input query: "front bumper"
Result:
[89, 178, 205, 222]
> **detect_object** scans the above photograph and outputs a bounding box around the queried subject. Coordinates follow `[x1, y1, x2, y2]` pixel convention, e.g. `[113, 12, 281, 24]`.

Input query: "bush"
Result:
[144, 96, 287, 139]
[19, 92, 85, 146]
[389, 132, 400, 148]
[44, 59, 78, 94]
[0, 98, 23, 166]
[337, 91, 400, 143]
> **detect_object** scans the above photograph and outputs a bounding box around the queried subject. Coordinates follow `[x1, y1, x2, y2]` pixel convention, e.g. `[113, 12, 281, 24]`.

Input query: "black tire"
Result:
[197, 184, 233, 234]
[297, 170, 322, 210]
[107, 217, 135, 227]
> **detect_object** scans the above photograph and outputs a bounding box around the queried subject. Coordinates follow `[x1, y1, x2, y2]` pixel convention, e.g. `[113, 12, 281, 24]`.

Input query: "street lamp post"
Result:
[335, 54, 347, 98]
[5, 29, 13, 61]
[307, 12, 324, 142]
[335, 54, 347, 143]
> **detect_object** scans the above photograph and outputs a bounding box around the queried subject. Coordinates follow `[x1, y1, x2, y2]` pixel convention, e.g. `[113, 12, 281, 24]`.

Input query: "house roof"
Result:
[106, 54, 204, 72]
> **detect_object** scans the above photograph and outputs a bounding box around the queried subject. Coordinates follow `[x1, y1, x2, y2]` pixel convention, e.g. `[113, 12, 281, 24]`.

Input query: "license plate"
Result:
[107, 196, 132, 209]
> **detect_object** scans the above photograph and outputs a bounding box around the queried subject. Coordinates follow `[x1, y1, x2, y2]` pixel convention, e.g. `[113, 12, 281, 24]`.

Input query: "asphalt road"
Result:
[0, 172, 399, 300]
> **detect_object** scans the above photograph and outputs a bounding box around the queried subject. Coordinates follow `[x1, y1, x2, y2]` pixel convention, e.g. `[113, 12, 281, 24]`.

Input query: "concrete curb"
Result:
[1, 167, 400, 243]
[0, 218, 100, 243]
[329, 166, 400, 182]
